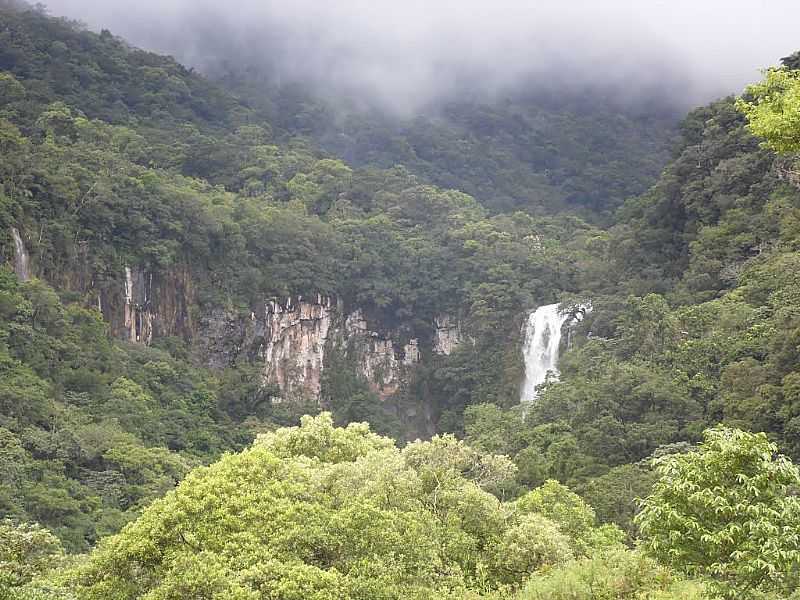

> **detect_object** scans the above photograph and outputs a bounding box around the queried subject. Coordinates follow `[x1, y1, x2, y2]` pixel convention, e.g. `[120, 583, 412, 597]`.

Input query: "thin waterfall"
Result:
[124, 266, 133, 305]
[123, 266, 136, 342]
[11, 227, 30, 281]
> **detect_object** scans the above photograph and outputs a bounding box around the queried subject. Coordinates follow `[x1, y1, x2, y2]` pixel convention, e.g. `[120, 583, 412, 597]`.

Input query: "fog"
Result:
[44, 0, 800, 114]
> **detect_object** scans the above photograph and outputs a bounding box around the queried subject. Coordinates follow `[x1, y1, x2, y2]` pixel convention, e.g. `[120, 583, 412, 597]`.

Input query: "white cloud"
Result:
[45, 0, 799, 112]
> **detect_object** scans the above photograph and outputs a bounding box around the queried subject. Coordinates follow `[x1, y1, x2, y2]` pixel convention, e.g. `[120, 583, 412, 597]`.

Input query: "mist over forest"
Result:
[44, 0, 800, 113]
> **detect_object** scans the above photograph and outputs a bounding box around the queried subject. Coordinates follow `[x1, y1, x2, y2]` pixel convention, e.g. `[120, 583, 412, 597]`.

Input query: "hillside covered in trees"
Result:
[1, 2, 800, 598]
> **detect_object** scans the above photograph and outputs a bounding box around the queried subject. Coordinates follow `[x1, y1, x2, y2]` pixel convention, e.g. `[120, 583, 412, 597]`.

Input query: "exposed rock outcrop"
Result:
[261, 295, 335, 400]
[1, 228, 469, 437]
[99, 265, 194, 345]
[21, 244, 461, 414]
[123, 267, 152, 344]
[195, 297, 443, 404]
[342, 309, 420, 400]
[433, 314, 463, 356]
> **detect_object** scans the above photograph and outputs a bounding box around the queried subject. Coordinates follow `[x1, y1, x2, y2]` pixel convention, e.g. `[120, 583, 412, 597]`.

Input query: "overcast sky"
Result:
[43, 0, 799, 113]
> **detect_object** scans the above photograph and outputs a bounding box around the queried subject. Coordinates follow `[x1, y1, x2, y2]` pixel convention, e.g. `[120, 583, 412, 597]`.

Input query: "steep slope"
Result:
[220, 73, 678, 219]
[0, 3, 606, 548]
[463, 61, 800, 534]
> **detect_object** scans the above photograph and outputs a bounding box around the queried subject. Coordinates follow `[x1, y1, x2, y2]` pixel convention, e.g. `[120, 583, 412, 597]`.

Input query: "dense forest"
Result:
[218, 69, 677, 220]
[1, 2, 800, 598]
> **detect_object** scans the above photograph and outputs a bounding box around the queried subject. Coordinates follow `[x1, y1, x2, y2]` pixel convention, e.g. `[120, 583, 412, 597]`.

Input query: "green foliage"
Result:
[0, 1, 612, 550]
[577, 463, 656, 540]
[488, 514, 574, 585]
[518, 549, 708, 600]
[637, 426, 800, 598]
[738, 68, 800, 153]
[63, 415, 613, 598]
[457, 64, 800, 584]
[255, 412, 394, 463]
[0, 268, 248, 550]
[0, 519, 64, 591]
[515, 480, 606, 555]
[235, 77, 676, 217]
[608, 97, 785, 301]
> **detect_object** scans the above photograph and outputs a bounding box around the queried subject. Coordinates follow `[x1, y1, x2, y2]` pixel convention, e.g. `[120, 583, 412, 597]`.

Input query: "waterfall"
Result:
[124, 266, 133, 304]
[11, 228, 30, 281]
[520, 302, 591, 403]
[520, 304, 568, 403]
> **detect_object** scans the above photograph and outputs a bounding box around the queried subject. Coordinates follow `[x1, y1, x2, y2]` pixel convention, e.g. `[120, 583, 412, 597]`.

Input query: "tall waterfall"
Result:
[520, 303, 575, 403]
[11, 228, 30, 281]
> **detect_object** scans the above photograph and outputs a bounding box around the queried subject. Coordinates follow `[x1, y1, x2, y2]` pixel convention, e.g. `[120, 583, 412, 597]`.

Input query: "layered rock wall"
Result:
[261, 296, 335, 400]
[3, 235, 465, 411]
[104, 265, 193, 344]
[433, 315, 463, 356]
[195, 297, 464, 404]
[342, 309, 422, 399]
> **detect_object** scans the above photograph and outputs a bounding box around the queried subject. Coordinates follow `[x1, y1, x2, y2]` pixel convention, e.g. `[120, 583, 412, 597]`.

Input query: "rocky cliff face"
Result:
[122, 267, 152, 344]
[196, 295, 463, 406]
[433, 315, 463, 356]
[99, 265, 194, 345]
[251, 298, 438, 403]
[4, 241, 464, 414]
[343, 309, 422, 400]
[262, 296, 335, 400]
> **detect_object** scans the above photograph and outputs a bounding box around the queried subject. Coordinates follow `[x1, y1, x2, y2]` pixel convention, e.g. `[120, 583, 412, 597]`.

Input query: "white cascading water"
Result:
[520, 303, 572, 403]
[11, 227, 30, 281]
[124, 266, 134, 305]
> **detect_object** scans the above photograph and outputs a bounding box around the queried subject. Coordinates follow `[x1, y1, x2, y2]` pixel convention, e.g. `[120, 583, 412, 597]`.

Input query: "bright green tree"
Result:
[737, 68, 800, 153]
[637, 426, 800, 598]
[63, 414, 620, 598]
[0, 519, 66, 598]
[519, 549, 707, 600]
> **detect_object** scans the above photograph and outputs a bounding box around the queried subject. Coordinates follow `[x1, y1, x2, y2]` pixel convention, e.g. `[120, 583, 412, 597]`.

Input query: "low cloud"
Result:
[44, 0, 800, 114]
